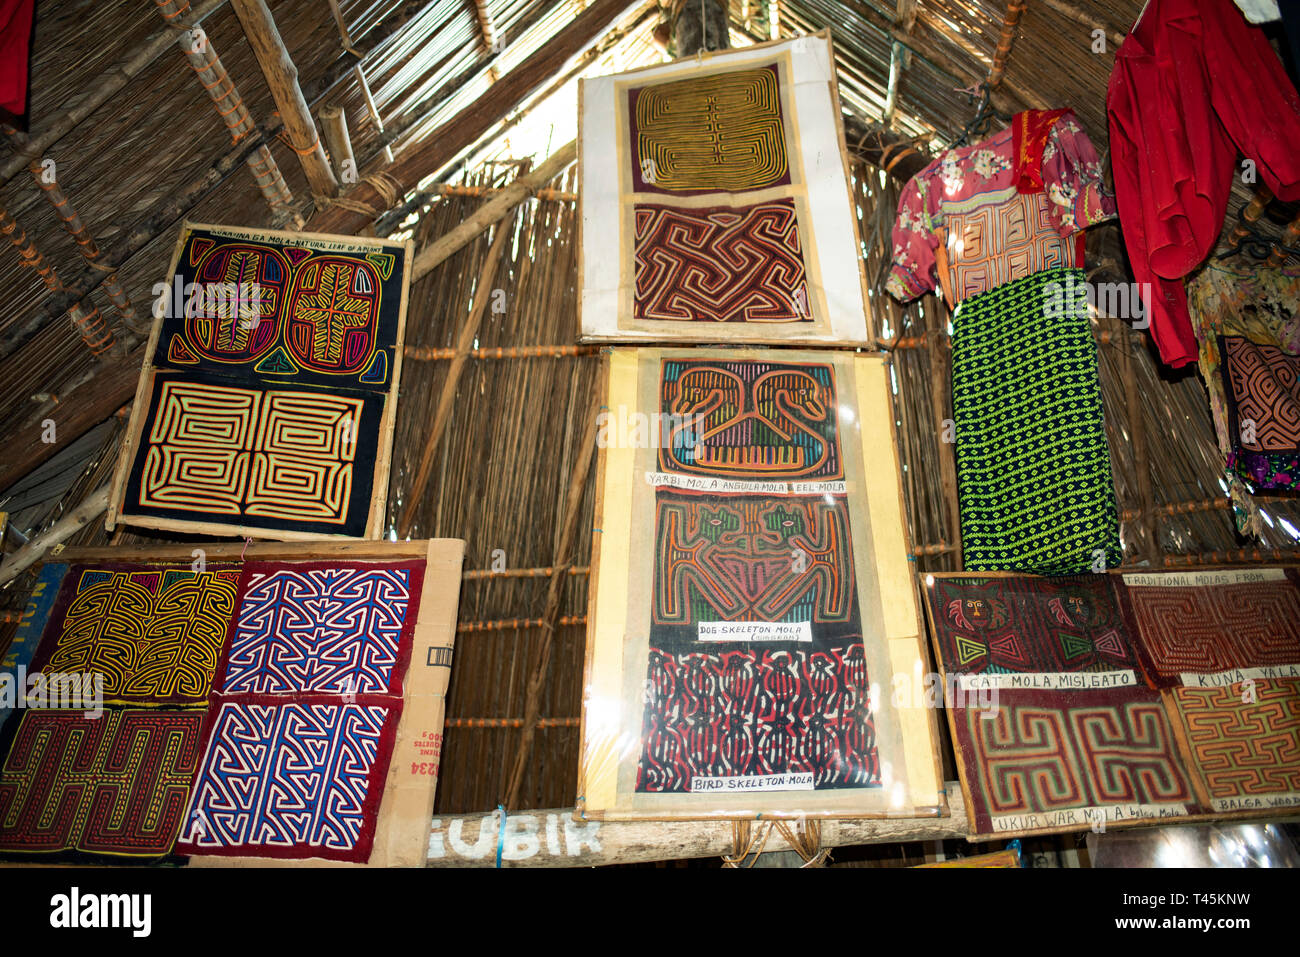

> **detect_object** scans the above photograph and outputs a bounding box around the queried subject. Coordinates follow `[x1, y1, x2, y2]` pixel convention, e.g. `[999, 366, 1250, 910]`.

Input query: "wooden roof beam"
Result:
[230, 0, 339, 199]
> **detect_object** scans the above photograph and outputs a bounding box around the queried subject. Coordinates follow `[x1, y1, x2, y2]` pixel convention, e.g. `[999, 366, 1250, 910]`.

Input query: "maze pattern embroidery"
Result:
[219, 562, 424, 695]
[629, 65, 790, 194]
[176, 699, 399, 862]
[122, 371, 384, 537]
[178, 558, 424, 861]
[29, 564, 238, 706]
[658, 358, 841, 479]
[1122, 575, 1300, 685]
[1221, 335, 1300, 454]
[954, 688, 1197, 834]
[156, 228, 404, 391]
[0, 709, 204, 859]
[633, 200, 811, 323]
[1170, 678, 1300, 806]
[926, 575, 1140, 676]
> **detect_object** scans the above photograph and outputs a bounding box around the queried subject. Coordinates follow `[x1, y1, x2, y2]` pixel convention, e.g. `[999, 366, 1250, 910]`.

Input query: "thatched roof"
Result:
[1, 0, 1298, 847]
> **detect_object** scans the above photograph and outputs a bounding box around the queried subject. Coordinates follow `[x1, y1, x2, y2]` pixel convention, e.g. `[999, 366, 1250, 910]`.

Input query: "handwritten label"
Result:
[1210, 793, 1300, 812]
[644, 472, 846, 495]
[1122, 569, 1286, 587]
[1180, 663, 1300, 687]
[697, 621, 812, 642]
[957, 670, 1136, 691]
[690, 773, 814, 793]
[990, 802, 1189, 833]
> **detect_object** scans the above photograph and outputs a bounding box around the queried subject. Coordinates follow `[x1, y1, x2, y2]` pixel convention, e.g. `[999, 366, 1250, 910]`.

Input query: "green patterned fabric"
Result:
[950, 266, 1121, 574]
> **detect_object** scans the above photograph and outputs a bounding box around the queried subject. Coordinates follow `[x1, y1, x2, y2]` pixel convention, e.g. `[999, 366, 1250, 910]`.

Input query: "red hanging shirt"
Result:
[0, 0, 34, 122]
[1107, 0, 1300, 368]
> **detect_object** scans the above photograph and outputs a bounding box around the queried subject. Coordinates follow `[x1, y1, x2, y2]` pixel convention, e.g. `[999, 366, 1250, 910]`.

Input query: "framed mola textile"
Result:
[578, 32, 872, 345]
[0, 539, 463, 866]
[578, 348, 945, 819]
[107, 222, 413, 540]
[924, 570, 1300, 838]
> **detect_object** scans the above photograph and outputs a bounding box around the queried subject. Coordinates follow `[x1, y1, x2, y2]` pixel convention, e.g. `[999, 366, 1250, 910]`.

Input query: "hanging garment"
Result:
[950, 267, 1122, 574]
[0, 0, 35, 124]
[1107, 0, 1300, 369]
[1186, 261, 1300, 535]
[886, 112, 1114, 307]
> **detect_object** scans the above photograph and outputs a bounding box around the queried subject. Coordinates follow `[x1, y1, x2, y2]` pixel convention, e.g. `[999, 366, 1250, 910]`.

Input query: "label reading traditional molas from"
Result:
[989, 802, 1190, 833]
[1121, 569, 1287, 587]
[697, 621, 812, 642]
[691, 773, 815, 792]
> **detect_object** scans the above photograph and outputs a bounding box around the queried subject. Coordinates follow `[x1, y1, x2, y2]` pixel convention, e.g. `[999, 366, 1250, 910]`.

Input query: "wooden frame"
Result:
[5, 538, 464, 867]
[578, 31, 873, 346]
[578, 348, 946, 820]
[106, 221, 414, 542]
[922, 567, 1300, 840]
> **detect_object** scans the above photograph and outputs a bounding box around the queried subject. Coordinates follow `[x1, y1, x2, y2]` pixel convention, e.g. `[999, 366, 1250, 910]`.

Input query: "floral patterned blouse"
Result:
[886, 113, 1116, 304]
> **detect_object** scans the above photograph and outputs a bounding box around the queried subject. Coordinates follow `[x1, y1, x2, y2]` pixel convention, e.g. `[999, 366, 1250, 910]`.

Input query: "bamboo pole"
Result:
[0, 132, 268, 361]
[925, 308, 962, 568]
[320, 105, 356, 182]
[404, 344, 599, 361]
[368, 7, 653, 237]
[0, 486, 111, 587]
[1115, 317, 1158, 562]
[398, 211, 518, 538]
[0, 26, 397, 363]
[1037, 0, 1124, 49]
[13, 140, 145, 337]
[426, 795, 968, 866]
[470, 0, 499, 52]
[154, 0, 295, 217]
[457, 615, 586, 633]
[411, 143, 576, 281]
[68, 302, 118, 358]
[327, 0, 394, 164]
[987, 0, 1029, 89]
[0, 202, 61, 291]
[462, 566, 590, 580]
[1267, 210, 1300, 268]
[1163, 547, 1300, 567]
[503, 374, 603, 808]
[425, 184, 577, 202]
[230, 0, 339, 198]
[0, 0, 230, 189]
